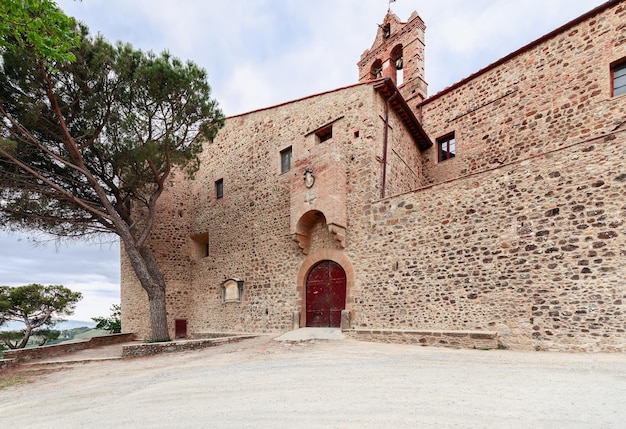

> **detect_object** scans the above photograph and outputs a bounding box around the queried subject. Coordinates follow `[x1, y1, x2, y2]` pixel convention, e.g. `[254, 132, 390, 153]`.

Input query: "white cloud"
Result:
[64, 280, 120, 321]
[56, 0, 604, 113]
[0, 232, 120, 321]
[221, 65, 275, 114]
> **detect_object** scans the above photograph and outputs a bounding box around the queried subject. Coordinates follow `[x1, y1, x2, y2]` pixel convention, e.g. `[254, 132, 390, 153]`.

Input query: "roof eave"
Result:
[374, 78, 433, 151]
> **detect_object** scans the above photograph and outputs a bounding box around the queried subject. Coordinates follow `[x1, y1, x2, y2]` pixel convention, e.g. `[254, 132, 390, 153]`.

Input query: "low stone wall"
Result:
[122, 335, 258, 358]
[190, 332, 249, 339]
[348, 329, 499, 349]
[0, 358, 17, 371]
[2, 333, 135, 364]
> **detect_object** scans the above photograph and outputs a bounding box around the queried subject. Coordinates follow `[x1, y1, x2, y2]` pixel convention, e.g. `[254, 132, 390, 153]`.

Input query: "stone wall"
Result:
[420, 2, 626, 186]
[348, 329, 498, 349]
[124, 83, 396, 338]
[0, 358, 16, 370]
[121, 168, 194, 340]
[2, 333, 135, 363]
[120, 2, 626, 352]
[350, 130, 626, 352]
[121, 335, 257, 358]
[375, 94, 426, 198]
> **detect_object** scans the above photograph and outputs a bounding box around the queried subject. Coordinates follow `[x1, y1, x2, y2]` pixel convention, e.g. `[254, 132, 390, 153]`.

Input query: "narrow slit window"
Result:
[613, 61, 626, 97]
[280, 146, 292, 173]
[215, 178, 223, 199]
[437, 133, 456, 162]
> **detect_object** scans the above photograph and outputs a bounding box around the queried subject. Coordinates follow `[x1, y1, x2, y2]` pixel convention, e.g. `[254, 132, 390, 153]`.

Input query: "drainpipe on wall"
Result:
[381, 89, 398, 199]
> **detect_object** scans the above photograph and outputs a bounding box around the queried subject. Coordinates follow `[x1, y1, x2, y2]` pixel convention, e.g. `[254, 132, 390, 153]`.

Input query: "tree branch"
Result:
[0, 146, 113, 222]
[39, 60, 84, 165]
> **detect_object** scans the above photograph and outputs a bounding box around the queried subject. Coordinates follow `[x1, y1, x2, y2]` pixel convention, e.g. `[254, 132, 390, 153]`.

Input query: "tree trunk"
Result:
[3, 338, 18, 349]
[17, 326, 32, 349]
[147, 286, 170, 342]
[120, 232, 171, 342]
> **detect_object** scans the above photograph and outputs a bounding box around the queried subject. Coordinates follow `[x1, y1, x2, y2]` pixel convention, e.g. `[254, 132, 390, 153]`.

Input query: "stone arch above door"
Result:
[294, 210, 346, 255]
[296, 249, 355, 328]
[289, 145, 347, 255]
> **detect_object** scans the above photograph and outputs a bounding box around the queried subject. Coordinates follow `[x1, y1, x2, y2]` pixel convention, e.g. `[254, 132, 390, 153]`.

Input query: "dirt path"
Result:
[1, 336, 625, 428]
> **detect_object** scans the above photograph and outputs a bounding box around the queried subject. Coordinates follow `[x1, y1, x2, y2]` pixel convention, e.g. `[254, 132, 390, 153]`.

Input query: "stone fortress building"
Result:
[122, 1, 626, 352]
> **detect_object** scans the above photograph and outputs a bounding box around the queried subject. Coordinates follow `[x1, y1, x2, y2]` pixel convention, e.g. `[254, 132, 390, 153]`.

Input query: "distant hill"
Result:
[73, 329, 109, 340]
[1, 319, 96, 331]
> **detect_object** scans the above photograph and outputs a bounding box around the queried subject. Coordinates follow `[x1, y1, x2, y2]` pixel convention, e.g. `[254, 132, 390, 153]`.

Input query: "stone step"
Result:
[348, 329, 500, 349]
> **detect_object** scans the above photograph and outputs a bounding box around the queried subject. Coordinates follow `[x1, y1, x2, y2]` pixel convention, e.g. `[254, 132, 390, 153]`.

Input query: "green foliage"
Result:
[0, 284, 82, 349]
[40, 326, 90, 345]
[0, 31, 224, 238]
[70, 327, 108, 340]
[0, 7, 223, 342]
[0, 329, 60, 347]
[92, 304, 121, 334]
[0, 0, 80, 63]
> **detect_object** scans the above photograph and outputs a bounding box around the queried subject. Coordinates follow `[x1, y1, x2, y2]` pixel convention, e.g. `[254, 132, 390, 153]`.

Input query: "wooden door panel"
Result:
[175, 319, 187, 339]
[305, 260, 346, 328]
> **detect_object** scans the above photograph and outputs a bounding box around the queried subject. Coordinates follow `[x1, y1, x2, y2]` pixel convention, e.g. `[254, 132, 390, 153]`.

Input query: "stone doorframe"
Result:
[296, 249, 355, 329]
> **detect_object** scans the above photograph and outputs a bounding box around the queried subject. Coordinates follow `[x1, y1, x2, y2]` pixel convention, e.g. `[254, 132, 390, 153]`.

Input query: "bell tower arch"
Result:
[358, 10, 427, 106]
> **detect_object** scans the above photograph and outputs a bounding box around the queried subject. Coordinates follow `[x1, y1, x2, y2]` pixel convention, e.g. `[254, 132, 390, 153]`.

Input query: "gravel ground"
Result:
[1, 335, 625, 428]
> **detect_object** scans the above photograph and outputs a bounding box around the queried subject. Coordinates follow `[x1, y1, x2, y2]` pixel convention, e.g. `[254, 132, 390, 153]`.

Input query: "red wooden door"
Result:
[175, 319, 187, 339]
[306, 260, 346, 327]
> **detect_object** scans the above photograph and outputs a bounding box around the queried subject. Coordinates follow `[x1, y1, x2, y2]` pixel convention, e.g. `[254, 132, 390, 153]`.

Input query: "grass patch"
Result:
[0, 367, 59, 390]
[0, 373, 28, 390]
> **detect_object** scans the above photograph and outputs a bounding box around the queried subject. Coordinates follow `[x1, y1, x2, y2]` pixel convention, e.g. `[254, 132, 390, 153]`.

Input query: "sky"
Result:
[0, 0, 606, 321]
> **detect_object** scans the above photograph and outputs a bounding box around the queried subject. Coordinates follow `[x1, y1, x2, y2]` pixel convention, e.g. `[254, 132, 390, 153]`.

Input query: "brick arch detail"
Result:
[296, 249, 355, 328]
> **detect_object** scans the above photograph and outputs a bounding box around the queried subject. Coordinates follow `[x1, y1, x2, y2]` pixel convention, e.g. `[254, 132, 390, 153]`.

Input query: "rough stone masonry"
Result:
[121, 1, 626, 352]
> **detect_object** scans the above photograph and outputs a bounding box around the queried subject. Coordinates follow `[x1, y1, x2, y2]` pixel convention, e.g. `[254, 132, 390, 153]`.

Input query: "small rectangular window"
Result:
[215, 178, 223, 199]
[437, 133, 456, 162]
[280, 146, 292, 173]
[613, 61, 626, 97]
[316, 125, 332, 143]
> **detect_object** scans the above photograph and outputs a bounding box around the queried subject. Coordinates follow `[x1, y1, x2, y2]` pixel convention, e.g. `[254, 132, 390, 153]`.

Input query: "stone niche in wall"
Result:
[290, 132, 347, 255]
[221, 278, 244, 303]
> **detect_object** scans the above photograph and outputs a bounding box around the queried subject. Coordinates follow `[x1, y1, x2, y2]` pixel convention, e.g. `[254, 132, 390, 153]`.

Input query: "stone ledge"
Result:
[351, 329, 498, 338]
[3, 333, 135, 363]
[0, 358, 17, 371]
[347, 329, 499, 350]
[121, 335, 258, 358]
[190, 332, 261, 339]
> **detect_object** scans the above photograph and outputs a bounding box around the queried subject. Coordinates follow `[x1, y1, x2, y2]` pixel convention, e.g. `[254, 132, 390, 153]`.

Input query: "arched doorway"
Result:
[306, 260, 346, 327]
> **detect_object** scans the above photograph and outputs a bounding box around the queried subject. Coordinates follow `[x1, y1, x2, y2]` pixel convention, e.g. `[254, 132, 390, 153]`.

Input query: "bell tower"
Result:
[358, 11, 427, 106]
